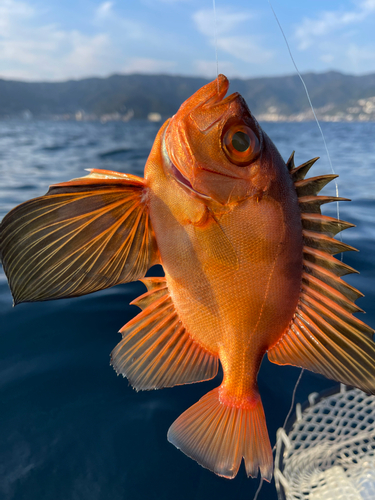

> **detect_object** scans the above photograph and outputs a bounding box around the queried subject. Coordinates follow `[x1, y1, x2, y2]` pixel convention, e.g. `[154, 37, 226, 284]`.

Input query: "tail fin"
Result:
[167, 387, 273, 481]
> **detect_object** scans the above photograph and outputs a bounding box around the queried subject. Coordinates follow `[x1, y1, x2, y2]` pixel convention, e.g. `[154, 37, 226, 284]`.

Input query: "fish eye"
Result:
[232, 131, 251, 152]
[222, 124, 260, 167]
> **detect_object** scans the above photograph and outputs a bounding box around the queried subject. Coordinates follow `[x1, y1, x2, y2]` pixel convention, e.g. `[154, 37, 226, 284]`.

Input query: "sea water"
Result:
[0, 119, 374, 500]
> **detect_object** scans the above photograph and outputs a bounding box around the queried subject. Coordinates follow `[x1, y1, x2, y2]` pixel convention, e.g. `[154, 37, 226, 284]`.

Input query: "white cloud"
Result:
[0, 0, 116, 81]
[296, 1, 375, 50]
[60, 33, 113, 77]
[361, 0, 375, 9]
[192, 7, 273, 66]
[192, 59, 235, 78]
[0, 0, 34, 36]
[0, 0, 156, 80]
[95, 1, 114, 19]
[122, 58, 176, 74]
[346, 42, 375, 73]
[0, 28, 114, 80]
[93, 2, 147, 41]
[216, 36, 272, 65]
[193, 8, 253, 38]
[320, 54, 334, 64]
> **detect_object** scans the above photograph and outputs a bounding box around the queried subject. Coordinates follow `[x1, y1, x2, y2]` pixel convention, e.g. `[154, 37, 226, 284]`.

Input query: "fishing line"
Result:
[255, 369, 304, 500]
[280, 368, 304, 433]
[252, 477, 263, 500]
[252, 369, 304, 500]
[267, 1, 344, 260]
[212, 0, 220, 92]
[252, 8, 328, 498]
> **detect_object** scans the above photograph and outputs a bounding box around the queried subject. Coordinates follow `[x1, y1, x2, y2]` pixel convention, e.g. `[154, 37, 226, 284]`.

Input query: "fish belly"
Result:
[149, 186, 303, 380]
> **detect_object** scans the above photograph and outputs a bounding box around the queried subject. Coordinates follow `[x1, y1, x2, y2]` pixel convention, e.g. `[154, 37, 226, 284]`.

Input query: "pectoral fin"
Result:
[0, 169, 159, 304]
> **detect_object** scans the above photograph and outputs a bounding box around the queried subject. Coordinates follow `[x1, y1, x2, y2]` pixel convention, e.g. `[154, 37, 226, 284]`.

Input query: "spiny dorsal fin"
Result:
[269, 155, 375, 393]
[298, 195, 351, 214]
[295, 174, 338, 197]
[302, 230, 357, 254]
[303, 246, 358, 277]
[301, 273, 363, 313]
[286, 151, 295, 171]
[301, 213, 355, 236]
[290, 157, 319, 181]
[111, 277, 219, 391]
[302, 266, 363, 302]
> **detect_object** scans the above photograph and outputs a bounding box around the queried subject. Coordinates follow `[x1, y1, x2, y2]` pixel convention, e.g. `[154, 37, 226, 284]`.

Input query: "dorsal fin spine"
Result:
[290, 157, 319, 181]
[298, 195, 350, 214]
[286, 151, 295, 171]
[295, 174, 338, 197]
[267, 154, 375, 394]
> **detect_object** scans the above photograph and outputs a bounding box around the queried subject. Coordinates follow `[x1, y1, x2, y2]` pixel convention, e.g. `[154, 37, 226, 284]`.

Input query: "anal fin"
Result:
[111, 277, 219, 391]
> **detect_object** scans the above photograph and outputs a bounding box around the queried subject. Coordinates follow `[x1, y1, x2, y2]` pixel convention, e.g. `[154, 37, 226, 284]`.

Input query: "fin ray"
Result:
[295, 174, 338, 197]
[303, 246, 358, 277]
[0, 174, 159, 303]
[290, 157, 319, 181]
[301, 287, 373, 338]
[167, 387, 273, 481]
[269, 155, 375, 393]
[111, 278, 218, 390]
[303, 230, 357, 254]
[298, 195, 350, 213]
[301, 272, 363, 313]
[301, 213, 355, 236]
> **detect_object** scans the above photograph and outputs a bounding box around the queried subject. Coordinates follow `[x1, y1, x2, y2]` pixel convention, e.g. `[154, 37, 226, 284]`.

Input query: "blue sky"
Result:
[1, 0, 375, 81]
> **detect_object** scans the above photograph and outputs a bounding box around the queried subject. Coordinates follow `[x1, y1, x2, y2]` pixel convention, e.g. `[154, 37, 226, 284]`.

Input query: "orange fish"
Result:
[1, 75, 374, 481]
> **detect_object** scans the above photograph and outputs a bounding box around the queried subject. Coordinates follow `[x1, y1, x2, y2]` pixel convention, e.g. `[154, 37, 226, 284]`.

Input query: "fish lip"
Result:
[169, 159, 213, 201]
[162, 132, 213, 202]
[199, 166, 239, 180]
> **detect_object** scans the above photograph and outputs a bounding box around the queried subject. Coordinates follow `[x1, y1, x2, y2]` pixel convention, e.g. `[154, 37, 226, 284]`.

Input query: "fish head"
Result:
[163, 74, 283, 205]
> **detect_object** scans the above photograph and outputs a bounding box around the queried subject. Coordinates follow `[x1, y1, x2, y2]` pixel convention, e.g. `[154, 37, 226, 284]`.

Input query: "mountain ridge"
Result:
[1, 71, 375, 121]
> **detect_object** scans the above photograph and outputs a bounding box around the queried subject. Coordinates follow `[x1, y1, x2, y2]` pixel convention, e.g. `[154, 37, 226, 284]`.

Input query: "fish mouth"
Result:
[169, 160, 213, 201]
[162, 133, 212, 201]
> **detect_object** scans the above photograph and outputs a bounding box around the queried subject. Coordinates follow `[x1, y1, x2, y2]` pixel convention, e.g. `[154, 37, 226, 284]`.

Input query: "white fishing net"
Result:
[274, 385, 375, 500]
